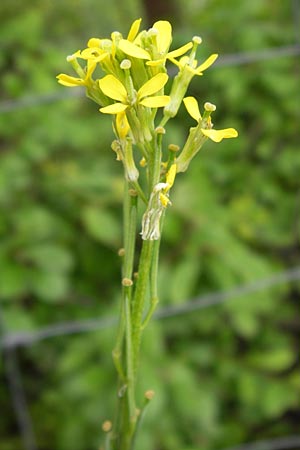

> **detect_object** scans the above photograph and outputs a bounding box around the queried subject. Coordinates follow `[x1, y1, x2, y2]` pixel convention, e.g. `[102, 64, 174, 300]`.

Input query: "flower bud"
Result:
[204, 102, 216, 112]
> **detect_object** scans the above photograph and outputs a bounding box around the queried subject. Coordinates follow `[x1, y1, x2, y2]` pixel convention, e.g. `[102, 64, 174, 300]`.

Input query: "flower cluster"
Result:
[57, 18, 238, 239]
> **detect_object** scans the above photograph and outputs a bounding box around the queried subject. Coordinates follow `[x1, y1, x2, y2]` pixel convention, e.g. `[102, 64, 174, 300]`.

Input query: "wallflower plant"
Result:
[57, 18, 238, 450]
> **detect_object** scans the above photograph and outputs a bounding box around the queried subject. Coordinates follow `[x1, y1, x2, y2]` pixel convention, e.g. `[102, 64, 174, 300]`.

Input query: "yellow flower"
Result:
[201, 128, 239, 142]
[118, 20, 193, 67]
[57, 51, 97, 87]
[159, 163, 177, 207]
[80, 47, 108, 63]
[183, 96, 238, 142]
[170, 52, 218, 76]
[99, 73, 170, 114]
[146, 21, 193, 67]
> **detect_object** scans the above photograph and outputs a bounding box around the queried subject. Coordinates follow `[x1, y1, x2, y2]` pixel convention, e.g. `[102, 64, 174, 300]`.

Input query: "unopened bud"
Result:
[148, 27, 158, 37]
[204, 102, 216, 112]
[168, 144, 180, 152]
[145, 389, 155, 400]
[66, 51, 80, 62]
[122, 278, 133, 287]
[120, 59, 131, 70]
[118, 248, 125, 257]
[192, 36, 202, 45]
[111, 31, 122, 42]
[102, 420, 112, 432]
[155, 126, 166, 135]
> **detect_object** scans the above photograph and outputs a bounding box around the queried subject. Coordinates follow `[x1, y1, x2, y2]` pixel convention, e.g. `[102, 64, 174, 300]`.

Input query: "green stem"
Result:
[130, 180, 147, 204]
[131, 239, 154, 374]
[112, 180, 138, 450]
[131, 131, 163, 373]
[141, 238, 161, 330]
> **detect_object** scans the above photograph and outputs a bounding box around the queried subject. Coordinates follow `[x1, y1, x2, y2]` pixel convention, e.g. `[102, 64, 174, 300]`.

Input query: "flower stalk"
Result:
[57, 17, 238, 450]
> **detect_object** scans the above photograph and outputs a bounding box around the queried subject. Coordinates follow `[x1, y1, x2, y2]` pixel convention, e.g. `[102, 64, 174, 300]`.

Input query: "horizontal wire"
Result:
[0, 44, 299, 114]
[0, 89, 83, 113]
[1, 266, 300, 349]
[221, 435, 300, 450]
[213, 44, 300, 67]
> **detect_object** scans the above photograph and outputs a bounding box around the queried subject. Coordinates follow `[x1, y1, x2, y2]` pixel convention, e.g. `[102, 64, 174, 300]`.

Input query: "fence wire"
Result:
[222, 436, 300, 450]
[0, 44, 300, 114]
[2, 265, 300, 350]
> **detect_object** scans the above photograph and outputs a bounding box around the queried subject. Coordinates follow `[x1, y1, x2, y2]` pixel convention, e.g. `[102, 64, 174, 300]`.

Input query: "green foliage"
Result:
[0, 0, 299, 449]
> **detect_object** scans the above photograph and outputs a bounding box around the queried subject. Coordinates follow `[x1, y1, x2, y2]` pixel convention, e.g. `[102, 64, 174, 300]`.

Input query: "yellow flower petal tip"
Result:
[183, 96, 202, 122]
[201, 128, 238, 142]
[119, 39, 151, 59]
[56, 74, 84, 87]
[127, 18, 142, 41]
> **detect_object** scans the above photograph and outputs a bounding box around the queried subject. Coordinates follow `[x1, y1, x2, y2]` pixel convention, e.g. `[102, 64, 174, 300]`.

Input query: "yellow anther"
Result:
[159, 192, 171, 207]
[140, 157, 147, 167]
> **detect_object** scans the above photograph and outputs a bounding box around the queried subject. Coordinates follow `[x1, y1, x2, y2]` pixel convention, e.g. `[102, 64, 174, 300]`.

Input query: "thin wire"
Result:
[0, 44, 299, 114]
[0, 89, 83, 113]
[1, 266, 300, 349]
[155, 266, 300, 320]
[213, 44, 300, 67]
[220, 435, 300, 450]
[0, 310, 38, 450]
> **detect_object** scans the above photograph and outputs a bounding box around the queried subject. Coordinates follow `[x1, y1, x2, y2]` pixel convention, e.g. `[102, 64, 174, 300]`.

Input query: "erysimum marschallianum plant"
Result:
[57, 18, 238, 450]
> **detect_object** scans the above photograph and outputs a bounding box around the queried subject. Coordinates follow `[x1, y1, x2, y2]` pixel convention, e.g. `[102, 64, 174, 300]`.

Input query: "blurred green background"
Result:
[0, 0, 299, 449]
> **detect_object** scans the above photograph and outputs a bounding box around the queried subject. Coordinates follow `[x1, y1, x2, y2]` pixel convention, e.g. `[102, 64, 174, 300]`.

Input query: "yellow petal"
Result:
[99, 75, 127, 102]
[153, 20, 172, 54]
[87, 38, 101, 48]
[56, 74, 84, 87]
[196, 53, 218, 74]
[86, 60, 97, 79]
[159, 192, 171, 208]
[183, 97, 201, 122]
[100, 103, 128, 114]
[167, 42, 193, 59]
[116, 111, 130, 139]
[146, 59, 165, 67]
[118, 39, 151, 60]
[139, 95, 170, 108]
[81, 47, 108, 62]
[137, 73, 168, 100]
[127, 18, 142, 42]
[165, 164, 177, 190]
[201, 128, 238, 142]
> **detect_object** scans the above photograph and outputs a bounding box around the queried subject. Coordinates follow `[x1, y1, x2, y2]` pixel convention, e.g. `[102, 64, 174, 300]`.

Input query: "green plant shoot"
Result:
[57, 18, 238, 450]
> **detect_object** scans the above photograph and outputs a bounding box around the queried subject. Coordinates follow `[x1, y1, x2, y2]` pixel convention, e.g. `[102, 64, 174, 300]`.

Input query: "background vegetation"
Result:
[0, 0, 299, 449]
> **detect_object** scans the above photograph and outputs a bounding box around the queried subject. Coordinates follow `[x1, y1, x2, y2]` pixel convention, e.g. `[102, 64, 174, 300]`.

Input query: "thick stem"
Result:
[131, 239, 154, 374]
[111, 181, 138, 450]
[141, 237, 161, 330]
[131, 132, 162, 374]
